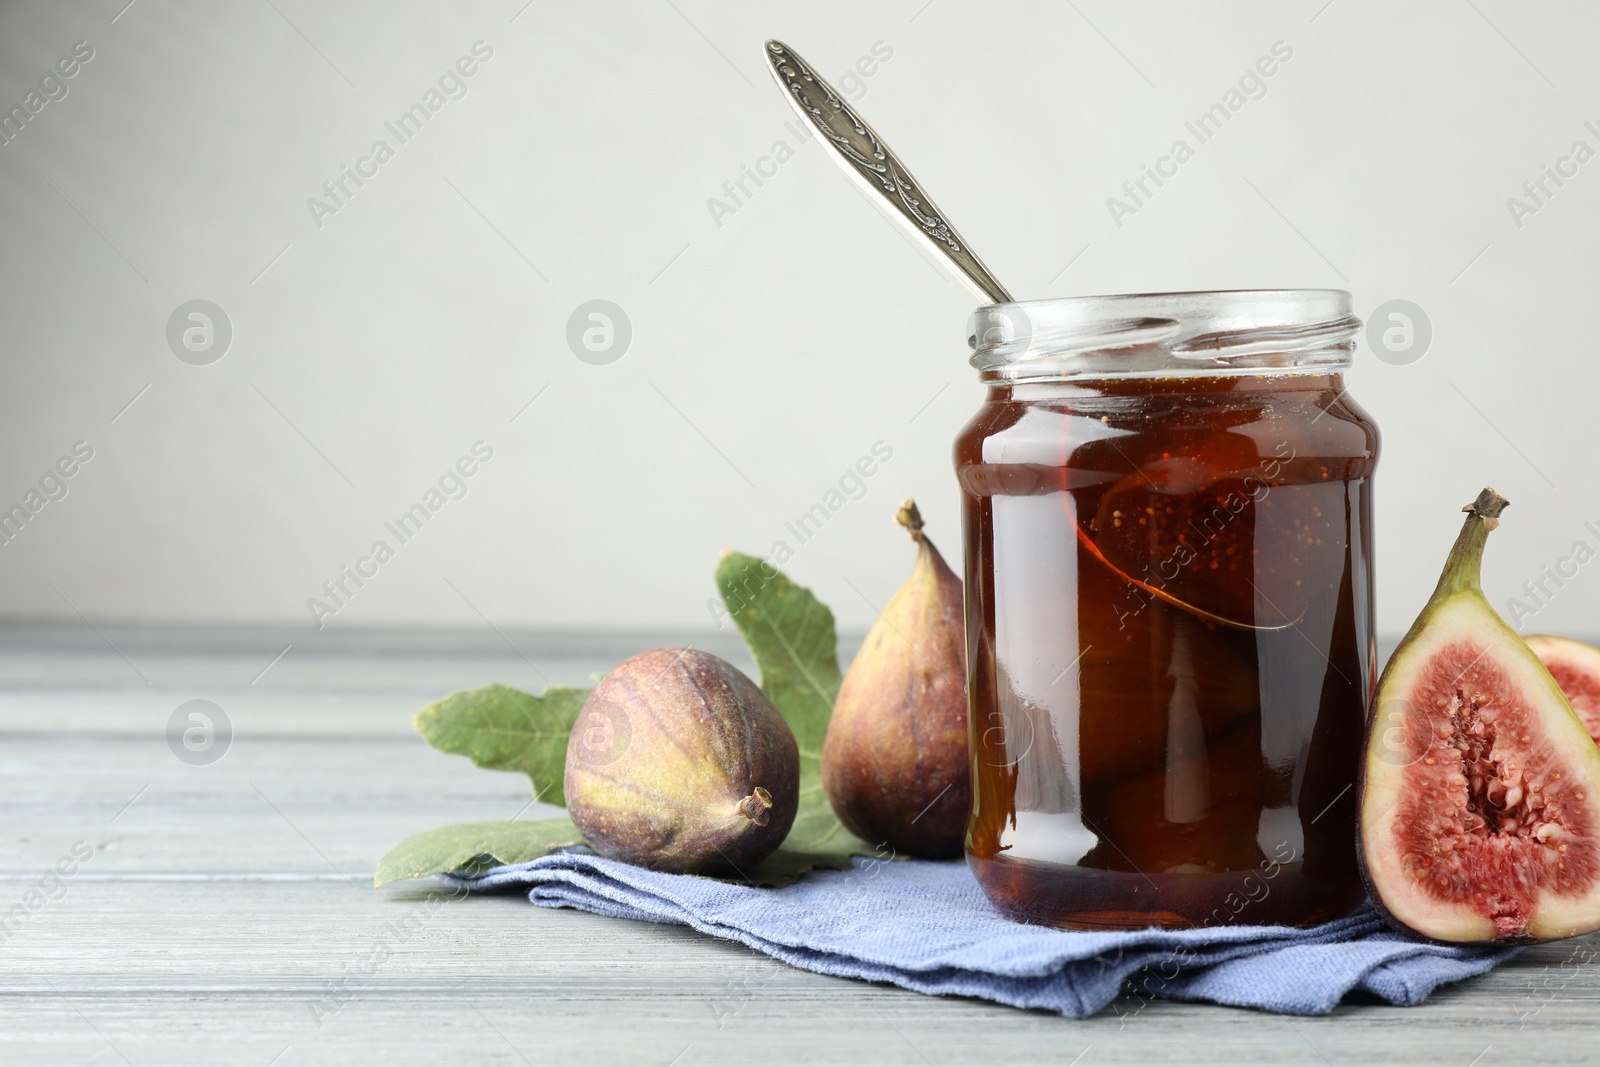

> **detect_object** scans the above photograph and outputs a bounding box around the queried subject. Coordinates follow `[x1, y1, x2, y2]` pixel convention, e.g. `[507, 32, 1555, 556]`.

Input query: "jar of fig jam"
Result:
[956, 290, 1379, 930]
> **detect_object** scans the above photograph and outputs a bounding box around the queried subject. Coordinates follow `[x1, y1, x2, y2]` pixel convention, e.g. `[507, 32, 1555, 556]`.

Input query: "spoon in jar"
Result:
[762, 40, 1014, 305]
[763, 41, 1309, 632]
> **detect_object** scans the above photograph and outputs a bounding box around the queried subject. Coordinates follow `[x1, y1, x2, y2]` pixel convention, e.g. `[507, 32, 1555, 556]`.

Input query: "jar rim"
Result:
[968, 289, 1360, 382]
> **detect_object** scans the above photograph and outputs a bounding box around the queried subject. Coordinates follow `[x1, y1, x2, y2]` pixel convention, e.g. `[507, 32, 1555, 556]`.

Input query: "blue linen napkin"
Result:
[443, 852, 1519, 1017]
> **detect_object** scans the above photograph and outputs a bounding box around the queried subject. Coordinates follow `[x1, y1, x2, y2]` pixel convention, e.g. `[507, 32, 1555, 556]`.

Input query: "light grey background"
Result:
[0, 0, 1594, 643]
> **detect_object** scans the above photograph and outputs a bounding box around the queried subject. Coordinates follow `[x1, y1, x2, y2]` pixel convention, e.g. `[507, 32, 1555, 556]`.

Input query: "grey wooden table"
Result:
[5, 623, 1596, 1065]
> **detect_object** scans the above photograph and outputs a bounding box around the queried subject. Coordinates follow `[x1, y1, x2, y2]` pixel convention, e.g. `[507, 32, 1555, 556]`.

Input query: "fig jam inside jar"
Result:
[956, 291, 1379, 929]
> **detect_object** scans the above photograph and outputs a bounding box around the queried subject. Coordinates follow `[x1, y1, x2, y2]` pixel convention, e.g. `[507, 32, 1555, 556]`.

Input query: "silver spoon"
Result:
[762, 39, 1014, 305]
[764, 42, 1315, 633]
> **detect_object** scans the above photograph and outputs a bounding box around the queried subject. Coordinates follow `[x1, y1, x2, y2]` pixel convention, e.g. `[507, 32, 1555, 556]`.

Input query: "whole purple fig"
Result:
[565, 648, 799, 876]
[822, 500, 970, 858]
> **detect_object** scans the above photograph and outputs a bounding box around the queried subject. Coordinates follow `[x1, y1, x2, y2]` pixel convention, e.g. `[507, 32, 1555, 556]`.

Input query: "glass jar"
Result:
[955, 290, 1379, 930]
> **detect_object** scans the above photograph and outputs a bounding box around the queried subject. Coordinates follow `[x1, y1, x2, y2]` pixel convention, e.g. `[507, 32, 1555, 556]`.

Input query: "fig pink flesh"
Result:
[1526, 636, 1600, 745]
[1545, 663, 1600, 742]
[1392, 640, 1600, 937]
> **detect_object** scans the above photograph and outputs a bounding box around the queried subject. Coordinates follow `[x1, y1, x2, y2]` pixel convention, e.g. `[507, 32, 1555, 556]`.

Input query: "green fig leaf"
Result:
[715, 552, 877, 865]
[414, 683, 590, 806]
[374, 817, 583, 886]
[716, 552, 842, 758]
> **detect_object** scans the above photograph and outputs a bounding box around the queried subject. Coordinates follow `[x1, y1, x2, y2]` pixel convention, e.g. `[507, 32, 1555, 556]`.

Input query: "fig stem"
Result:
[1463, 486, 1510, 525]
[1435, 487, 1511, 599]
[736, 787, 773, 827]
[897, 499, 925, 543]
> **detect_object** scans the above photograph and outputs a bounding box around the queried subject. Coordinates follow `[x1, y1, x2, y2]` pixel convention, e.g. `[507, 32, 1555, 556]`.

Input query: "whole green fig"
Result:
[565, 648, 799, 876]
[822, 500, 970, 858]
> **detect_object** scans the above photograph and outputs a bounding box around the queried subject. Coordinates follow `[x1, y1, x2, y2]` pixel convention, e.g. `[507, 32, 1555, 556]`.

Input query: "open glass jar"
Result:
[956, 291, 1379, 929]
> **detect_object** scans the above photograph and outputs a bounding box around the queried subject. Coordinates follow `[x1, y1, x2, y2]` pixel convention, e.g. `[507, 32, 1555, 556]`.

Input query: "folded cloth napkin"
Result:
[443, 852, 1519, 1017]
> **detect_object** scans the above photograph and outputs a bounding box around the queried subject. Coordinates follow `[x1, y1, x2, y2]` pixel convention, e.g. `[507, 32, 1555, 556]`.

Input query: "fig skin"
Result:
[1525, 634, 1600, 745]
[822, 500, 970, 858]
[1358, 489, 1600, 943]
[565, 648, 799, 876]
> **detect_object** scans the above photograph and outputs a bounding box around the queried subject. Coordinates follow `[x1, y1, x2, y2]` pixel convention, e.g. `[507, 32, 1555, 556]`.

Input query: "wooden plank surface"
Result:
[5, 626, 1596, 1065]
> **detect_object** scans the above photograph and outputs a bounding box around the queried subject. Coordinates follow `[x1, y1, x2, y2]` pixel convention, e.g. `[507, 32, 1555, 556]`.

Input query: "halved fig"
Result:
[1359, 489, 1600, 942]
[1525, 635, 1600, 745]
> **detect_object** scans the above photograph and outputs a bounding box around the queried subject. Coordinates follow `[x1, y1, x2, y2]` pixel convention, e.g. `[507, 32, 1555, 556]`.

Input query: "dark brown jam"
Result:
[956, 372, 1379, 929]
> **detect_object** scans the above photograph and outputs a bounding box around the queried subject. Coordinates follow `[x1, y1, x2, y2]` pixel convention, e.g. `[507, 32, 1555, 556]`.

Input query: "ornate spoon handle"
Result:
[763, 39, 1014, 305]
